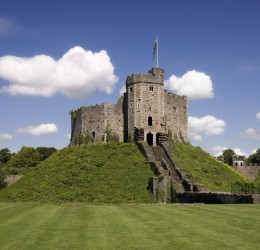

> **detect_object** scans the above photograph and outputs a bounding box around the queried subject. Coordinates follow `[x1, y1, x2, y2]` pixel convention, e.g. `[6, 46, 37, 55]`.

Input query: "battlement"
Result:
[126, 67, 164, 86]
[164, 90, 188, 100]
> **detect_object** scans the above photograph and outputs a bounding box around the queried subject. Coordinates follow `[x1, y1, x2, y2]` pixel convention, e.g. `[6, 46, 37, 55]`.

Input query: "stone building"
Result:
[70, 67, 188, 146]
[232, 155, 246, 168]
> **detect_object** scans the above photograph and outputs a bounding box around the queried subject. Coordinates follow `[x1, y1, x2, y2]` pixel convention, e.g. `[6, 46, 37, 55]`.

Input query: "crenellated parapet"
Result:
[126, 67, 164, 86]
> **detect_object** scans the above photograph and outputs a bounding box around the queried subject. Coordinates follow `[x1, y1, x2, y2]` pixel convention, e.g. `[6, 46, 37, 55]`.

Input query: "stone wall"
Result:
[233, 164, 260, 180]
[126, 68, 165, 142]
[4, 175, 23, 186]
[104, 96, 125, 142]
[164, 92, 188, 141]
[71, 97, 125, 144]
[126, 67, 188, 144]
[177, 192, 256, 204]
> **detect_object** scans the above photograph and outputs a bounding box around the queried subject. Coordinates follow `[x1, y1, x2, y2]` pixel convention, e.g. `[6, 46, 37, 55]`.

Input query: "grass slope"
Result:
[171, 140, 249, 191]
[0, 143, 154, 204]
[0, 202, 259, 250]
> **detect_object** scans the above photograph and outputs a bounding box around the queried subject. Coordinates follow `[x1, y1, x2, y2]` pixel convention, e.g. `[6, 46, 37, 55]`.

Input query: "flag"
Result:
[153, 38, 157, 61]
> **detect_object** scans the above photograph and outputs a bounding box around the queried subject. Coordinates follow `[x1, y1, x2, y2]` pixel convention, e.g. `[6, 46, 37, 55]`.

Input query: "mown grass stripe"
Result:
[0, 203, 259, 250]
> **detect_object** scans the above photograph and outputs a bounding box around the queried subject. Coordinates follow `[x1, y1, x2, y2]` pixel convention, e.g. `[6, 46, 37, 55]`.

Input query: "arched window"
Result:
[241, 162, 243, 166]
[92, 131, 95, 138]
[235, 162, 238, 166]
[148, 116, 153, 126]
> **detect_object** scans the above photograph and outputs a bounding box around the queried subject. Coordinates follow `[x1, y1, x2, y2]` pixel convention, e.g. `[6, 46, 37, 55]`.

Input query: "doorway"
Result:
[147, 133, 153, 146]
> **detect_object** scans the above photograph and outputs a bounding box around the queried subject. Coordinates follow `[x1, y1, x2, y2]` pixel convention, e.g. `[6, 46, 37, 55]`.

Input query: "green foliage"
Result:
[170, 139, 249, 192]
[5, 147, 42, 174]
[72, 132, 94, 145]
[104, 126, 119, 142]
[0, 169, 6, 189]
[231, 181, 260, 194]
[36, 147, 57, 161]
[247, 149, 260, 164]
[0, 143, 154, 204]
[0, 148, 12, 163]
[69, 110, 77, 120]
[223, 149, 235, 166]
[167, 129, 172, 139]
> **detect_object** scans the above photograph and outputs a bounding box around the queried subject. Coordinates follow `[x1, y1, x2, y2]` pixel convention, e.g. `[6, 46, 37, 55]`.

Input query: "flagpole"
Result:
[157, 36, 158, 68]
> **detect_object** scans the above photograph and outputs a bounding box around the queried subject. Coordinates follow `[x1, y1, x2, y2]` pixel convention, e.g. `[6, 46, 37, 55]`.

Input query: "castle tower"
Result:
[126, 68, 166, 145]
[70, 67, 188, 146]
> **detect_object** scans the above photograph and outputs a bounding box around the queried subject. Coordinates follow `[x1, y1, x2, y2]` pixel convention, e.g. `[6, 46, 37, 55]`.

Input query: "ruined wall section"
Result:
[104, 95, 125, 142]
[164, 91, 188, 141]
[71, 96, 125, 144]
[81, 104, 106, 141]
[71, 104, 106, 144]
[71, 107, 83, 143]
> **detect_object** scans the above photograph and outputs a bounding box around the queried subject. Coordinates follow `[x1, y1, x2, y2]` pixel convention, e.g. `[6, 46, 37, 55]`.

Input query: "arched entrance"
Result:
[147, 133, 153, 146]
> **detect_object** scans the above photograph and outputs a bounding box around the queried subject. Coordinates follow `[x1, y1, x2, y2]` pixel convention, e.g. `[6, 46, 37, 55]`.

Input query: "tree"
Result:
[6, 146, 42, 174]
[247, 149, 260, 165]
[0, 168, 6, 189]
[223, 149, 235, 166]
[0, 148, 12, 163]
[36, 147, 57, 161]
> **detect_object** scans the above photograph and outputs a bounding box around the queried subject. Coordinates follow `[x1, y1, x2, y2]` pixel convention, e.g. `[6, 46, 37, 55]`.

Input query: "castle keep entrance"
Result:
[147, 133, 153, 146]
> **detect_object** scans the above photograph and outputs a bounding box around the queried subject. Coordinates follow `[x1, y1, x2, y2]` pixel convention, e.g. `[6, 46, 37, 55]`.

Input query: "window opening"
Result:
[148, 116, 153, 126]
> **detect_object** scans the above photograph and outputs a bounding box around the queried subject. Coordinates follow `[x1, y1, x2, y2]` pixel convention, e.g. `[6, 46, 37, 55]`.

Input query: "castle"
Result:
[70, 67, 188, 146]
[216, 154, 260, 180]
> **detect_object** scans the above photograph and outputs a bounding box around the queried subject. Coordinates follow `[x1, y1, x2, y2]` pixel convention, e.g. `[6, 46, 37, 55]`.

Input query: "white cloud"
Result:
[212, 146, 227, 157]
[0, 17, 18, 36]
[212, 146, 227, 152]
[119, 85, 126, 96]
[193, 134, 202, 141]
[251, 149, 257, 154]
[16, 123, 58, 136]
[189, 115, 226, 141]
[165, 70, 214, 100]
[240, 127, 260, 140]
[256, 112, 260, 120]
[0, 133, 13, 141]
[0, 46, 119, 99]
[234, 148, 247, 156]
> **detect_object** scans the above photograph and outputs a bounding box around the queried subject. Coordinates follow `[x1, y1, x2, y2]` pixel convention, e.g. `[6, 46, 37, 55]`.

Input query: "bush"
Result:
[5, 147, 42, 174]
[0, 169, 6, 189]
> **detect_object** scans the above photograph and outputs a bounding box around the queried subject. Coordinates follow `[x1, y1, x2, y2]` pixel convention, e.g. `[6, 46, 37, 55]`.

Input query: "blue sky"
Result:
[0, 0, 259, 156]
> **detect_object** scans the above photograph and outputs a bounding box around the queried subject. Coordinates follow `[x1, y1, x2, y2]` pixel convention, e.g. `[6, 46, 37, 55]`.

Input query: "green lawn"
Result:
[0, 202, 259, 250]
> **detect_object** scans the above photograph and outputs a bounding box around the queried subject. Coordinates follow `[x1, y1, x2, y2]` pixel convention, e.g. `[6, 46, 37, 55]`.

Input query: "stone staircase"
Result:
[150, 146, 185, 193]
[140, 141, 208, 198]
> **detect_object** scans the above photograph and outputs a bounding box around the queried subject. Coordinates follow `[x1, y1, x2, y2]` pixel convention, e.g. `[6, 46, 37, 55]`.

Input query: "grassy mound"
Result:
[170, 139, 249, 191]
[0, 143, 154, 204]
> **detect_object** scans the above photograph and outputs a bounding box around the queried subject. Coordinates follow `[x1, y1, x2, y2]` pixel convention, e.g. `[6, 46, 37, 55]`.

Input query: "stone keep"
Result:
[70, 67, 188, 145]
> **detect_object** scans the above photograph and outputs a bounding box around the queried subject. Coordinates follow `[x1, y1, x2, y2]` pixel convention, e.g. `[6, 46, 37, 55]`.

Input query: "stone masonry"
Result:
[70, 67, 188, 145]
